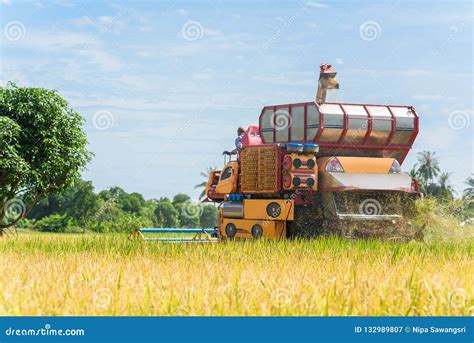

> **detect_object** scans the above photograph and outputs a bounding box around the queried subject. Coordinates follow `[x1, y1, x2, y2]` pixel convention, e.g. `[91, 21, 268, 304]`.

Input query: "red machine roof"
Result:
[258, 101, 419, 164]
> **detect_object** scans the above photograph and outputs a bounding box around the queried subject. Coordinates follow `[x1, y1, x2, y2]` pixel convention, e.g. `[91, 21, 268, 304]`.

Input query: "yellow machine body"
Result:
[243, 199, 294, 221]
[219, 198, 293, 240]
[220, 218, 286, 240]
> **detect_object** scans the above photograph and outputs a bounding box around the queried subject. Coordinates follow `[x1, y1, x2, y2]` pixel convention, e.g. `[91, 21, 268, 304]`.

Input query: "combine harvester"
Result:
[133, 63, 421, 242]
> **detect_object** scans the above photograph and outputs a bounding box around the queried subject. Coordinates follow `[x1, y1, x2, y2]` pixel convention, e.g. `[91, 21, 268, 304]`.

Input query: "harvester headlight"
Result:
[283, 173, 292, 188]
[283, 156, 292, 171]
[292, 176, 301, 187]
[293, 158, 302, 169]
[307, 159, 316, 169]
[389, 160, 401, 174]
[325, 157, 344, 172]
[306, 177, 315, 187]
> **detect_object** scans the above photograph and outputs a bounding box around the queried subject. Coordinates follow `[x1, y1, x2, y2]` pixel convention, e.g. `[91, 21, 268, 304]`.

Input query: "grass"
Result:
[1, 232, 473, 316]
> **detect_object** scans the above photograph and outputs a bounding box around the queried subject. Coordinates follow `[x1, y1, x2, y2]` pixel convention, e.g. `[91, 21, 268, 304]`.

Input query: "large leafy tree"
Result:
[0, 83, 91, 232]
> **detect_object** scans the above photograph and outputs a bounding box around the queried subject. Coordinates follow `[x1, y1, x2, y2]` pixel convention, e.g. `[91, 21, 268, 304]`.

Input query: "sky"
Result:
[1, 0, 472, 200]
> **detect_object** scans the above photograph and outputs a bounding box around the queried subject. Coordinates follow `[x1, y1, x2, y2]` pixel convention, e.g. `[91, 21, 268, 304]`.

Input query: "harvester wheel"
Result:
[251, 224, 263, 239]
[225, 223, 236, 238]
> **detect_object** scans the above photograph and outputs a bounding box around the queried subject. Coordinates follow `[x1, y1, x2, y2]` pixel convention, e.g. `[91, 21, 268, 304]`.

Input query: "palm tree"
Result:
[415, 151, 440, 186]
[437, 172, 455, 198]
[194, 166, 216, 200]
[463, 175, 474, 199]
[407, 167, 419, 179]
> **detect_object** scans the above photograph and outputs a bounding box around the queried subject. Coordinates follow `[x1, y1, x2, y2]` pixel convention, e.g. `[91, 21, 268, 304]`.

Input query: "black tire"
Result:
[251, 224, 263, 239]
[225, 223, 236, 238]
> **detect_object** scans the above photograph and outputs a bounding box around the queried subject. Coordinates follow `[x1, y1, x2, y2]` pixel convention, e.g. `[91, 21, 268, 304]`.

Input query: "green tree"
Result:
[463, 175, 474, 199]
[154, 199, 179, 228]
[172, 194, 201, 228]
[415, 151, 440, 188]
[199, 205, 217, 228]
[172, 194, 191, 206]
[98, 187, 145, 214]
[437, 172, 455, 199]
[28, 179, 99, 228]
[0, 83, 91, 233]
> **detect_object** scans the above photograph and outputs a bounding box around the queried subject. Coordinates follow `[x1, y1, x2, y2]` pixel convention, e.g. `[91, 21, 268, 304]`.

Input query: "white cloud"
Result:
[178, 8, 189, 17]
[69, 12, 126, 34]
[335, 57, 344, 65]
[70, 16, 95, 27]
[204, 28, 223, 36]
[1, 0, 12, 5]
[79, 49, 123, 72]
[305, 1, 329, 9]
[412, 94, 458, 101]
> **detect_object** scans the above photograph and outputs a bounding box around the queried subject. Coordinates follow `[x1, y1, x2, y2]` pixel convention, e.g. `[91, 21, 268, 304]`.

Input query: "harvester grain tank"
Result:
[204, 63, 421, 239]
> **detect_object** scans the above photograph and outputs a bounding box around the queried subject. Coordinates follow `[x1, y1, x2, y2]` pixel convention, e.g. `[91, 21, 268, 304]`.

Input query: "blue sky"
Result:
[1, 0, 472, 199]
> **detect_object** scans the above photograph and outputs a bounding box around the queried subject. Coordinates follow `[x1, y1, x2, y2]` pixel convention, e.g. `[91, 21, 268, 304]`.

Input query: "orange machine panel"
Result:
[220, 218, 286, 240]
[240, 145, 279, 193]
[318, 156, 393, 174]
[243, 199, 294, 221]
[282, 153, 318, 191]
[215, 161, 239, 194]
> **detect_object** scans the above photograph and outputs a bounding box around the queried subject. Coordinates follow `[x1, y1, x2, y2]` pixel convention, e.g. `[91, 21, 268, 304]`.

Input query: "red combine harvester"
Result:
[203, 63, 421, 240]
[132, 63, 421, 242]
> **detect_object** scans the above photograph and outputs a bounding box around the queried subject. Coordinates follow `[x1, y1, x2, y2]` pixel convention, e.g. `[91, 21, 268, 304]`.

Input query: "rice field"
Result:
[1, 232, 473, 316]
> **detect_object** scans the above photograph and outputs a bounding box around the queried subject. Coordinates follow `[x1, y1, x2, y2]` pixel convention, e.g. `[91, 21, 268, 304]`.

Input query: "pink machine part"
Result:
[241, 125, 263, 147]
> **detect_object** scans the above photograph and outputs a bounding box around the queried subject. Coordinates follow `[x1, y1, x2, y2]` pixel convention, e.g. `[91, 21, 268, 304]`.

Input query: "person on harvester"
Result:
[223, 127, 246, 156]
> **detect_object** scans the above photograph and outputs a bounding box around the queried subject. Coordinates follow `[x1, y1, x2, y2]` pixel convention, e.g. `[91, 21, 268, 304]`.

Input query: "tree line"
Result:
[408, 151, 473, 222]
[18, 182, 217, 233]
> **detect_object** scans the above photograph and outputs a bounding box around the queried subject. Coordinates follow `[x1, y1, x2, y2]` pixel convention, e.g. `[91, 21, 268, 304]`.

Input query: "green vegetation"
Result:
[19, 183, 217, 233]
[407, 151, 473, 223]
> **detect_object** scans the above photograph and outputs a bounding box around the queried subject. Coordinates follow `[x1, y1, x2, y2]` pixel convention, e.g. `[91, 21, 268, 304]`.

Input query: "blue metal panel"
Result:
[139, 228, 216, 233]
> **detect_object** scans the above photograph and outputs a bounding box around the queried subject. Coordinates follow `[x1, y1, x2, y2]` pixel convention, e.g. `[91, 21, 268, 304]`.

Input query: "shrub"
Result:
[90, 212, 153, 233]
[34, 214, 71, 233]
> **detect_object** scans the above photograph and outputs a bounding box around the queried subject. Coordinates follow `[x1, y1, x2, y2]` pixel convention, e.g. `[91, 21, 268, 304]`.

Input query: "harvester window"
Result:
[306, 104, 319, 141]
[220, 166, 233, 181]
[291, 106, 305, 141]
